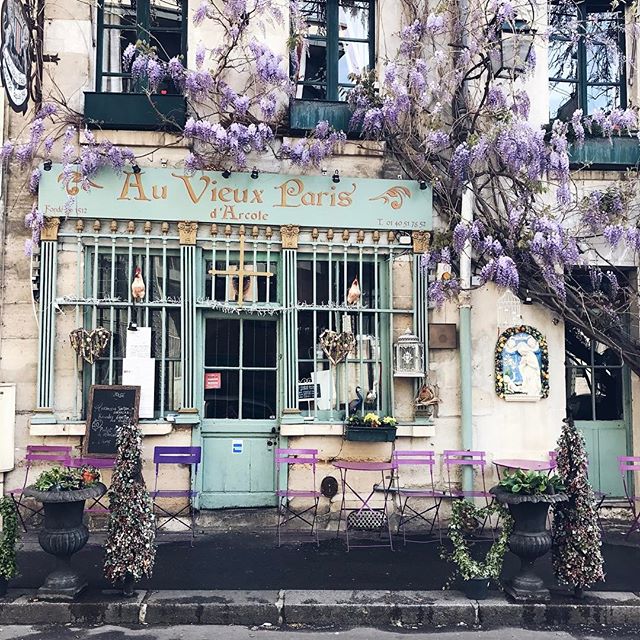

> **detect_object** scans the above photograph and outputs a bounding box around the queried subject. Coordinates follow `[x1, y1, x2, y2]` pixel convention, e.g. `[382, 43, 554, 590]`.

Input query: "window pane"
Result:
[587, 84, 621, 114]
[149, 0, 183, 29]
[339, 1, 370, 39]
[549, 81, 578, 121]
[549, 39, 577, 81]
[299, 0, 328, 37]
[242, 371, 277, 419]
[567, 367, 594, 420]
[205, 318, 239, 367]
[205, 260, 277, 303]
[103, 0, 136, 26]
[149, 255, 181, 300]
[586, 43, 620, 84]
[243, 320, 277, 368]
[204, 370, 240, 418]
[594, 366, 623, 420]
[297, 41, 328, 97]
[338, 40, 370, 84]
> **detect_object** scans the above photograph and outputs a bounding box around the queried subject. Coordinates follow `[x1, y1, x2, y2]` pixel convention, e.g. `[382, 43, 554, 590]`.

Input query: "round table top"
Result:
[332, 460, 394, 471]
[493, 458, 554, 471]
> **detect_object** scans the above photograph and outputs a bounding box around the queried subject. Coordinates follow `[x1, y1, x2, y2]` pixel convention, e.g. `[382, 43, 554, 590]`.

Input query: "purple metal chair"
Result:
[150, 446, 202, 541]
[68, 456, 116, 514]
[392, 450, 444, 545]
[276, 448, 321, 547]
[443, 450, 494, 535]
[548, 450, 558, 470]
[618, 456, 640, 537]
[9, 445, 73, 532]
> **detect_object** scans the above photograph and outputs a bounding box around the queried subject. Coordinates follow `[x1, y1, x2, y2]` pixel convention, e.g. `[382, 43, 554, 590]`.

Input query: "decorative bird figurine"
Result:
[131, 267, 146, 304]
[347, 277, 361, 305]
[348, 386, 363, 416]
[364, 388, 377, 409]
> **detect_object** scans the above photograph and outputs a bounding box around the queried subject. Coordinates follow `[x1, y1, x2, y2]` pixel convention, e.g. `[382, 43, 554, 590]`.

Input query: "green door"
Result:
[198, 315, 279, 508]
[565, 327, 630, 497]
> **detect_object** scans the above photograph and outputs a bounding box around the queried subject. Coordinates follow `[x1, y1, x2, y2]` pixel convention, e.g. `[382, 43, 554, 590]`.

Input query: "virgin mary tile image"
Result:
[502, 332, 543, 398]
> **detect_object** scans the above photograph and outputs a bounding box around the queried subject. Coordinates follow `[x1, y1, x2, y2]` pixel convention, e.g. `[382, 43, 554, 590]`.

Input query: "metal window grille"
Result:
[57, 220, 181, 419]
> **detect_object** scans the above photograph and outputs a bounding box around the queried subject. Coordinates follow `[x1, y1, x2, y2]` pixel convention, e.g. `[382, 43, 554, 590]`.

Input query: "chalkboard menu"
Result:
[84, 385, 141, 456]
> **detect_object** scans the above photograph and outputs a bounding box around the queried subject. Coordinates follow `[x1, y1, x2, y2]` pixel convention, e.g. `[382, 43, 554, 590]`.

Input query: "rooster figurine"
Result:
[131, 267, 146, 304]
[347, 277, 361, 305]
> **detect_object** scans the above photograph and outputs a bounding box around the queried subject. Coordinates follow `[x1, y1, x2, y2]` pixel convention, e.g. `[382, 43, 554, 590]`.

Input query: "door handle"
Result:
[267, 440, 274, 446]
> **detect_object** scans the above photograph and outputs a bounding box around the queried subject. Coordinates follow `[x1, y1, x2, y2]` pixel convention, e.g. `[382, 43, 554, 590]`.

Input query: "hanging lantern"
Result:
[394, 328, 425, 378]
[491, 19, 535, 79]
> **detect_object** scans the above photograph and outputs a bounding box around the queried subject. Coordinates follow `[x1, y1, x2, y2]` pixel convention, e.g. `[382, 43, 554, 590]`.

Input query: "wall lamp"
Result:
[251, 167, 259, 179]
[332, 170, 340, 184]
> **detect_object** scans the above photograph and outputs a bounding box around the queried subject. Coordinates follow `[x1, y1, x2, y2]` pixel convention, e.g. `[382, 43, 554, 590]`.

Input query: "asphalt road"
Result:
[0, 627, 638, 640]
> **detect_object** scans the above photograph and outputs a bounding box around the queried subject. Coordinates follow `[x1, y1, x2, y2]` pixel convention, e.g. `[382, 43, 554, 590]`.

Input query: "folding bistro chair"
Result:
[276, 448, 321, 547]
[9, 445, 73, 532]
[443, 450, 494, 535]
[67, 456, 116, 515]
[150, 446, 202, 542]
[392, 450, 444, 545]
[618, 456, 640, 537]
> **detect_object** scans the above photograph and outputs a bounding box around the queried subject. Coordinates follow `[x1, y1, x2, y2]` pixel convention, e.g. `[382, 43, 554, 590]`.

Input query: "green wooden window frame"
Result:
[549, 0, 626, 120]
[95, 0, 187, 94]
[294, 253, 391, 420]
[82, 247, 183, 419]
[295, 0, 375, 102]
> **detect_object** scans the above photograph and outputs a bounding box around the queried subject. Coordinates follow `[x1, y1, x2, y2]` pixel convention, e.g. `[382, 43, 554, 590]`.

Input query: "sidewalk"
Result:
[3, 527, 640, 630]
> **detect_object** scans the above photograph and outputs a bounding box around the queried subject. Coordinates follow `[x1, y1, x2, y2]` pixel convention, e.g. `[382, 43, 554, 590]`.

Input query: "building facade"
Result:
[0, 0, 639, 520]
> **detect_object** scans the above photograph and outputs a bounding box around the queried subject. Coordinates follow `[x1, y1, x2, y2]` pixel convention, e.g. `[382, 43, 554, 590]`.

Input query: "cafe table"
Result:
[332, 460, 395, 551]
[493, 458, 555, 480]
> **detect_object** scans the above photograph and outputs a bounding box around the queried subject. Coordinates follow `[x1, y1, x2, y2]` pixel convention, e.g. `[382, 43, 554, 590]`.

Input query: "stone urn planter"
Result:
[23, 482, 107, 601]
[490, 486, 567, 602]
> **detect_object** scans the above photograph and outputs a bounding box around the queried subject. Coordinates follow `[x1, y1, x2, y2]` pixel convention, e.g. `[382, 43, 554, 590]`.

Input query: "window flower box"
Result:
[568, 136, 640, 169]
[344, 414, 397, 442]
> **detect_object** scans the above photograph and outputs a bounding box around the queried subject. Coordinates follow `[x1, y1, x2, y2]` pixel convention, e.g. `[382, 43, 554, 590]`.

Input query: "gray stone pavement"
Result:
[0, 627, 637, 640]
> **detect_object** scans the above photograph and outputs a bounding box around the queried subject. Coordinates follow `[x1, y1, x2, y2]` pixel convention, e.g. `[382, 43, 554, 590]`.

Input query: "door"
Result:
[198, 315, 279, 508]
[565, 326, 630, 497]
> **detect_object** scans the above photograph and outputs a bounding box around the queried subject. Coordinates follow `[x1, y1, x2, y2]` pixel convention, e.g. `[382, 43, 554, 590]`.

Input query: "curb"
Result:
[1, 589, 640, 629]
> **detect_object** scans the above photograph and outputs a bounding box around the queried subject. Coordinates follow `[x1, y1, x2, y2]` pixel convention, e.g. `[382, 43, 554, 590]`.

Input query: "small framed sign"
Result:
[204, 372, 222, 390]
[298, 381, 321, 401]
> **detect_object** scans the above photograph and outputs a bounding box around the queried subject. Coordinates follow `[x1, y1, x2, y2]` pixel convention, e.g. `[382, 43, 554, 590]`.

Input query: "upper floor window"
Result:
[549, 0, 626, 121]
[294, 0, 375, 102]
[96, 0, 186, 94]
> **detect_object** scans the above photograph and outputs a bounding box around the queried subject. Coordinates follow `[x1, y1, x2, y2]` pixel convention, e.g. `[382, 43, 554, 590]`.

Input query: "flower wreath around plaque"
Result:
[495, 325, 549, 400]
[442, 500, 512, 590]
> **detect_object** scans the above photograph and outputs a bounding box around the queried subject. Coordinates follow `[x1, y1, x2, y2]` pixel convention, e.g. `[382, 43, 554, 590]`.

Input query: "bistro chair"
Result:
[618, 456, 640, 537]
[68, 456, 116, 515]
[9, 444, 73, 532]
[392, 450, 444, 545]
[275, 448, 321, 547]
[443, 449, 494, 535]
[150, 446, 202, 543]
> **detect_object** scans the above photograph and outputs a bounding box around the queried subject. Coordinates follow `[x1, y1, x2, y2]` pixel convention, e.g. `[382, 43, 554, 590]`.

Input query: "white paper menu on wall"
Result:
[124, 328, 155, 418]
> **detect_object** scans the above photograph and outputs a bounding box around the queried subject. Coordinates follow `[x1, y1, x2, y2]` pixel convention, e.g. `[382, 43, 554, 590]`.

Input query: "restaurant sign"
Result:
[39, 165, 432, 231]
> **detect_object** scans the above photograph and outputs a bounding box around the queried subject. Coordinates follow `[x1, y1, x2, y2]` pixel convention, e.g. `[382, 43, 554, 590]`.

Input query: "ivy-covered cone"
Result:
[552, 417, 605, 592]
[0, 497, 19, 583]
[104, 422, 156, 586]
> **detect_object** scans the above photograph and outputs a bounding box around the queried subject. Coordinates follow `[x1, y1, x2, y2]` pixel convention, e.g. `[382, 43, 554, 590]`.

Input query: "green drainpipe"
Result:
[460, 189, 474, 494]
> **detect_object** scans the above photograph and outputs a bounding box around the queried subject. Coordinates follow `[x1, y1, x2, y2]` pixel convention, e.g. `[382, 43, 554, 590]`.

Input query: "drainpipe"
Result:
[460, 188, 474, 494]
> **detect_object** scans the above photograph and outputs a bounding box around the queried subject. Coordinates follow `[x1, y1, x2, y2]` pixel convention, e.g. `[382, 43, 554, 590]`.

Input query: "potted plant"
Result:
[552, 417, 605, 598]
[23, 464, 106, 600]
[491, 469, 567, 602]
[442, 500, 512, 599]
[344, 413, 397, 442]
[0, 497, 19, 596]
[104, 423, 156, 597]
